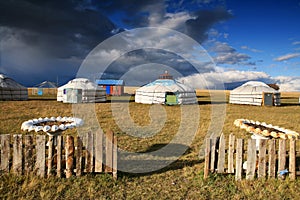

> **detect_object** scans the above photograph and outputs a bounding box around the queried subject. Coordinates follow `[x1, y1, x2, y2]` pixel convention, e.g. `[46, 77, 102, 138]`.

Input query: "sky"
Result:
[1, 0, 300, 91]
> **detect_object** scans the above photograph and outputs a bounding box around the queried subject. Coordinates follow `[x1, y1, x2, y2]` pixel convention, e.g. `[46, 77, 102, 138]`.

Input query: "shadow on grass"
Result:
[117, 143, 204, 178]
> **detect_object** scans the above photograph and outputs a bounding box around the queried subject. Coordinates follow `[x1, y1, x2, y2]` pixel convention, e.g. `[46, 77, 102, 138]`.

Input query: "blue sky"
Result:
[1, 0, 300, 90]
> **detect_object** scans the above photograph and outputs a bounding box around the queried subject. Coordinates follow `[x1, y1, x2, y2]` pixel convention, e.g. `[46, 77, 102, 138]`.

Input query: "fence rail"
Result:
[0, 130, 117, 178]
[204, 134, 300, 180]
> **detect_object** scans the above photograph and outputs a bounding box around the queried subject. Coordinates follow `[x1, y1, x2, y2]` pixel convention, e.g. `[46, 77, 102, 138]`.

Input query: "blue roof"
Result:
[145, 79, 178, 87]
[95, 79, 124, 85]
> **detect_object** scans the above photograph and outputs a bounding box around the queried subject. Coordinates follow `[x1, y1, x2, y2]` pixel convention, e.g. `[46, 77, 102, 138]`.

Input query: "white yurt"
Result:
[229, 81, 280, 106]
[135, 72, 197, 105]
[0, 74, 28, 100]
[57, 78, 106, 103]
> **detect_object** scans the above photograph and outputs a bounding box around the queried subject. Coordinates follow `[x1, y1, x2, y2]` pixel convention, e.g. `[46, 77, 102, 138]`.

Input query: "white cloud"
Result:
[240, 45, 262, 53]
[274, 76, 300, 91]
[274, 53, 300, 62]
[292, 41, 300, 45]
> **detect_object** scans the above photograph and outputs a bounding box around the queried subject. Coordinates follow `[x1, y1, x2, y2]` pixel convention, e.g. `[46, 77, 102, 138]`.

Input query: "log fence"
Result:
[0, 130, 117, 178]
[204, 134, 300, 180]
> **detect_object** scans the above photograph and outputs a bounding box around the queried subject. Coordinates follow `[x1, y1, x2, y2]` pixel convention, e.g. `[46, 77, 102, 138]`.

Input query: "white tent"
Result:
[229, 81, 280, 106]
[135, 79, 197, 105]
[0, 74, 28, 100]
[57, 78, 106, 103]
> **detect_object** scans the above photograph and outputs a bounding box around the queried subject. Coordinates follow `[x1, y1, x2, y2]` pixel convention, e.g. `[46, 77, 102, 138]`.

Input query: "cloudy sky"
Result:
[1, 0, 300, 91]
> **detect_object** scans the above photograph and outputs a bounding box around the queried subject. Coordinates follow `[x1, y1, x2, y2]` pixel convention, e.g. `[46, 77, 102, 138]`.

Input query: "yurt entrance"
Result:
[262, 92, 274, 106]
[165, 92, 178, 105]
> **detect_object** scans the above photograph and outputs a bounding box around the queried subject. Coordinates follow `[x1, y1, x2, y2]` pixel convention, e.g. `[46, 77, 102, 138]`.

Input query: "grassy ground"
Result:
[1, 91, 300, 199]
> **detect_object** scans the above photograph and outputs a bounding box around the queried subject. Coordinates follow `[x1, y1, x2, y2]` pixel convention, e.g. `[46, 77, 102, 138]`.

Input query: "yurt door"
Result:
[263, 92, 273, 106]
[165, 92, 178, 105]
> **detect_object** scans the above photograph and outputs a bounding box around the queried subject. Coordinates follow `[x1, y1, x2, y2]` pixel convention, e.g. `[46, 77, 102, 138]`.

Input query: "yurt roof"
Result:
[137, 79, 194, 93]
[0, 74, 26, 89]
[59, 78, 104, 90]
[231, 81, 277, 94]
[34, 81, 57, 88]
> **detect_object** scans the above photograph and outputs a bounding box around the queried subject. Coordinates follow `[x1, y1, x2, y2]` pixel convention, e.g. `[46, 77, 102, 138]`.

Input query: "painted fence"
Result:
[0, 130, 117, 178]
[204, 134, 300, 180]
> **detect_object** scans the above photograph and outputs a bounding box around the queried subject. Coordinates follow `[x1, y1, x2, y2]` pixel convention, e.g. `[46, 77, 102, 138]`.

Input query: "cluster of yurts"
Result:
[1, 73, 281, 106]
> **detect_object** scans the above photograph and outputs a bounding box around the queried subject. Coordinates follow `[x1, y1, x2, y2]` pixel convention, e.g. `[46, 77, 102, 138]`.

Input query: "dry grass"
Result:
[1, 91, 300, 199]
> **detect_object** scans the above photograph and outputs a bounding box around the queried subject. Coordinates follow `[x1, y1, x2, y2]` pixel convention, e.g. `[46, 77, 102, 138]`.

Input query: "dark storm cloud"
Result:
[0, 0, 116, 58]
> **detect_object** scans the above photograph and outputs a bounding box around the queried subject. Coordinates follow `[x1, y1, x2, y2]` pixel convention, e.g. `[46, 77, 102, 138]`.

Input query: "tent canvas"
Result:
[229, 81, 280, 106]
[0, 74, 28, 100]
[57, 78, 106, 103]
[135, 79, 197, 105]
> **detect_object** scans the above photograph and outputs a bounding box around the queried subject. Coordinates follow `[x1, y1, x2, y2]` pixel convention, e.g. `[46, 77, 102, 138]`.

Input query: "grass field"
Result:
[1, 90, 300, 199]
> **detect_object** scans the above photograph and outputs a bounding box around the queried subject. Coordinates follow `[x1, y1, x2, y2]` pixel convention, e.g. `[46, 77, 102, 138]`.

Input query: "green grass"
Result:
[1, 91, 300, 199]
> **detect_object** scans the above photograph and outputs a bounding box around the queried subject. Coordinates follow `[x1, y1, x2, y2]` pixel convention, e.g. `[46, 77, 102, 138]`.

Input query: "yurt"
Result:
[0, 74, 28, 100]
[135, 72, 197, 105]
[229, 81, 280, 106]
[57, 78, 106, 103]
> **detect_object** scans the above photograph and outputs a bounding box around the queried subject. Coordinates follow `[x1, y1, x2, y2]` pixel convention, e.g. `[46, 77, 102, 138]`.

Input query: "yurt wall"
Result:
[0, 74, 28, 100]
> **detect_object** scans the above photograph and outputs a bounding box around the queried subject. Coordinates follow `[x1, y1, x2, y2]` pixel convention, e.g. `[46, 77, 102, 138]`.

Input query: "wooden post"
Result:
[76, 136, 83, 176]
[228, 134, 235, 174]
[217, 134, 225, 173]
[268, 139, 276, 178]
[65, 136, 74, 178]
[112, 135, 117, 179]
[0, 134, 10, 172]
[105, 130, 114, 173]
[47, 136, 54, 177]
[258, 139, 267, 178]
[235, 139, 243, 181]
[24, 135, 34, 175]
[204, 138, 211, 179]
[35, 135, 45, 177]
[210, 138, 218, 172]
[56, 136, 63, 178]
[95, 130, 103, 172]
[289, 139, 296, 180]
[13, 134, 22, 175]
[278, 139, 286, 177]
[246, 139, 257, 180]
[85, 132, 94, 173]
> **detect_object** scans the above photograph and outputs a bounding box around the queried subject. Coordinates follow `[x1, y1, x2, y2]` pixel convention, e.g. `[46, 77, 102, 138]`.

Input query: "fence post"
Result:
[47, 136, 54, 177]
[278, 140, 286, 178]
[0, 134, 11, 173]
[24, 135, 34, 175]
[66, 136, 74, 178]
[95, 129, 103, 172]
[235, 139, 243, 181]
[210, 137, 218, 172]
[289, 139, 296, 180]
[85, 132, 94, 173]
[246, 139, 257, 180]
[76, 136, 83, 177]
[258, 139, 267, 178]
[56, 136, 63, 178]
[113, 135, 118, 179]
[35, 135, 45, 177]
[217, 134, 225, 173]
[204, 138, 211, 179]
[268, 139, 276, 178]
[105, 130, 114, 173]
[13, 134, 22, 175]
[228, 134, 235, 174]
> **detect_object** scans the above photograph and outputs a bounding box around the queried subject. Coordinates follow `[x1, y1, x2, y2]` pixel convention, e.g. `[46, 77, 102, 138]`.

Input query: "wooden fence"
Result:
[204, 134, 300, 180]
[0, 130, 117, 178]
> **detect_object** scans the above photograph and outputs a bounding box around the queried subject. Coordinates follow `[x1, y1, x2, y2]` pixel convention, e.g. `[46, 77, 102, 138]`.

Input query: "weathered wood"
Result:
[278, 139, 286, 176]
[112, 135, 117, 179]
[95, 130, 103, 172]
[76, 136, 83, 176]
[289, 139, 296, 180]
[228, 133, 235, 173]
[85, 132, 94, 173]
[258, 139, 267, 178]
[35, 135, 45, 177]
[56, 136, 63, 178]
[24, 135, 34, 174]
[66, 136, 74, 178]
[268, 139, 276, 178]
[13, 134, 22, 174]
[204, 138, 211, 179]
[235, 139, 243, 181]
[0, 134, 10, 172]
[217, 134, 225, 173]
[210, 138, 218, 172]
[246, 139, 257, 180]
[47, 136, 54, 177]
[105, 130, 114, 173]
